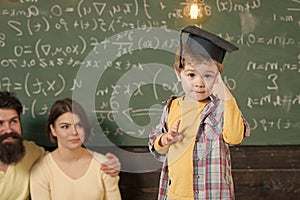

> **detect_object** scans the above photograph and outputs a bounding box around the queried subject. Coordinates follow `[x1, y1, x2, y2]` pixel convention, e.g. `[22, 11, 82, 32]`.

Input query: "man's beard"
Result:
[0, 132, 26, 165]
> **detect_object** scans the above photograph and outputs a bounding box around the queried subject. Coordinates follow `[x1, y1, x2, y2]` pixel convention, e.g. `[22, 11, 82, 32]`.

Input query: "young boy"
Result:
[148, 25, 250, 200]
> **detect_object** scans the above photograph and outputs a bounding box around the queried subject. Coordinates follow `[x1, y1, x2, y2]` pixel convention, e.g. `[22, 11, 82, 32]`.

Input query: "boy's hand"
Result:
[101, 153, 121, 177]
[212, 73, 233, 101]
[160, 120, 183, 147]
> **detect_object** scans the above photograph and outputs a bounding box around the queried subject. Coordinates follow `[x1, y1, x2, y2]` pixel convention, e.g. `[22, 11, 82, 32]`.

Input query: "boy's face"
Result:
[178, 62, 218, 102]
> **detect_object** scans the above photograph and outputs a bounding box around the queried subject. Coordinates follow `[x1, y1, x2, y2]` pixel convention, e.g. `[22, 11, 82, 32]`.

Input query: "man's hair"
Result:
[174, 44, 224, 74]
[0, 91, 23, 117]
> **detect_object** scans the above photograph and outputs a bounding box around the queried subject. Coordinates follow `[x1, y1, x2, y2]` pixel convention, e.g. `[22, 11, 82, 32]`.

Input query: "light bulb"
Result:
[190, 3, 199, 19]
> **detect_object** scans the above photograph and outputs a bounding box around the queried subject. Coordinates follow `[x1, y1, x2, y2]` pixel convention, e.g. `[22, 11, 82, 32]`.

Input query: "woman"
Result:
[30, 98, 121, 200]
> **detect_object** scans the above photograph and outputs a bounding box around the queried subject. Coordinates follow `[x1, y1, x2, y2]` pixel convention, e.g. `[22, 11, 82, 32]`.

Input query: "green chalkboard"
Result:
[0, 0, 299, 147]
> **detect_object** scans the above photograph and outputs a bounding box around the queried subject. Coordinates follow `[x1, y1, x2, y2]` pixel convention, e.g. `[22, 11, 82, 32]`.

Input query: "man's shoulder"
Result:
[23, 140, 39, 149]
[12, 141, 46, 169]
[23, 140, 46, 156]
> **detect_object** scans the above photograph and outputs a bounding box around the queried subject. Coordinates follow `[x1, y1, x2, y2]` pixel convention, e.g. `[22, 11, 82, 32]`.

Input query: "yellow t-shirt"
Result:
[167, 97, 206, 199]
[154, 97, 244, 199]
[0, 141, 46, 200]
[30, 152, 121, 200]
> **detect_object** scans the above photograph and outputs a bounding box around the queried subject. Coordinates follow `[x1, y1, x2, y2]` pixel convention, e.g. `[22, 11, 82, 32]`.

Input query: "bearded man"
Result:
[0, 91, 45, 200]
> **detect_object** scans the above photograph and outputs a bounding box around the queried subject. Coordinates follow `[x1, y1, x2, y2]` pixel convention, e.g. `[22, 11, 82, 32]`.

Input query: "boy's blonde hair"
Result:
[174, 44, 224, 74]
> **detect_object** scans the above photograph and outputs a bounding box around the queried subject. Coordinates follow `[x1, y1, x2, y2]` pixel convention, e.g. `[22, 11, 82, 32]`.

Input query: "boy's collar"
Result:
[208, 94, 219, 103]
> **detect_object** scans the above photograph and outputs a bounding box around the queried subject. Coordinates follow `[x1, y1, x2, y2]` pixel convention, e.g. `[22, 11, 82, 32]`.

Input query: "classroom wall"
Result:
[0, 0, 299, 147]
[1, 0, 299, 199]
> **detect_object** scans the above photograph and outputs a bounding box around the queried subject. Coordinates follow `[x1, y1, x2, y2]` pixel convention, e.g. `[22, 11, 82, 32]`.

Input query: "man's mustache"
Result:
[0, 132, 23, 142]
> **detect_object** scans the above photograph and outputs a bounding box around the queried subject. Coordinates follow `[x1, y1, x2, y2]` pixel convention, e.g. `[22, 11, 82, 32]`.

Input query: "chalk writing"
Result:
[247, 94, 300, 109]
[0, 73, 77, 97]
[0, 0, 298, 146]
[216, 0, 261, 13]
[246, 61, 300, 72]
[249, 117, 296, 132]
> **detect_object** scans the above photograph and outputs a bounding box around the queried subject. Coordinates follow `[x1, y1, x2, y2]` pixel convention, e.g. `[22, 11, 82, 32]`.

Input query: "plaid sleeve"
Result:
[242, 114, 251, 137]
[148, 105, 169, 162]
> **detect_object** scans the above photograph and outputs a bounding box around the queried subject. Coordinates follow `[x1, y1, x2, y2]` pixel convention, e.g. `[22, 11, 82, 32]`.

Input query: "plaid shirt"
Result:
[148, 96, 250, 200]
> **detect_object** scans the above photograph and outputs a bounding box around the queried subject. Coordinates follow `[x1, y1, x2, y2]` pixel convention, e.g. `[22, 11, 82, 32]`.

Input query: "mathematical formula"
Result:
[0, 0, 299, 145]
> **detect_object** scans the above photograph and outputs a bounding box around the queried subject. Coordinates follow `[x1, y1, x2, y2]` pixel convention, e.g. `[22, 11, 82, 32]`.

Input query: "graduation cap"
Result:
[179, 25, 238, 68]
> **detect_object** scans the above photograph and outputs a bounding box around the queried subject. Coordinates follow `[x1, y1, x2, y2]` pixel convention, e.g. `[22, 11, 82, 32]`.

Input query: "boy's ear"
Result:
[174, 69, 181, 81]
